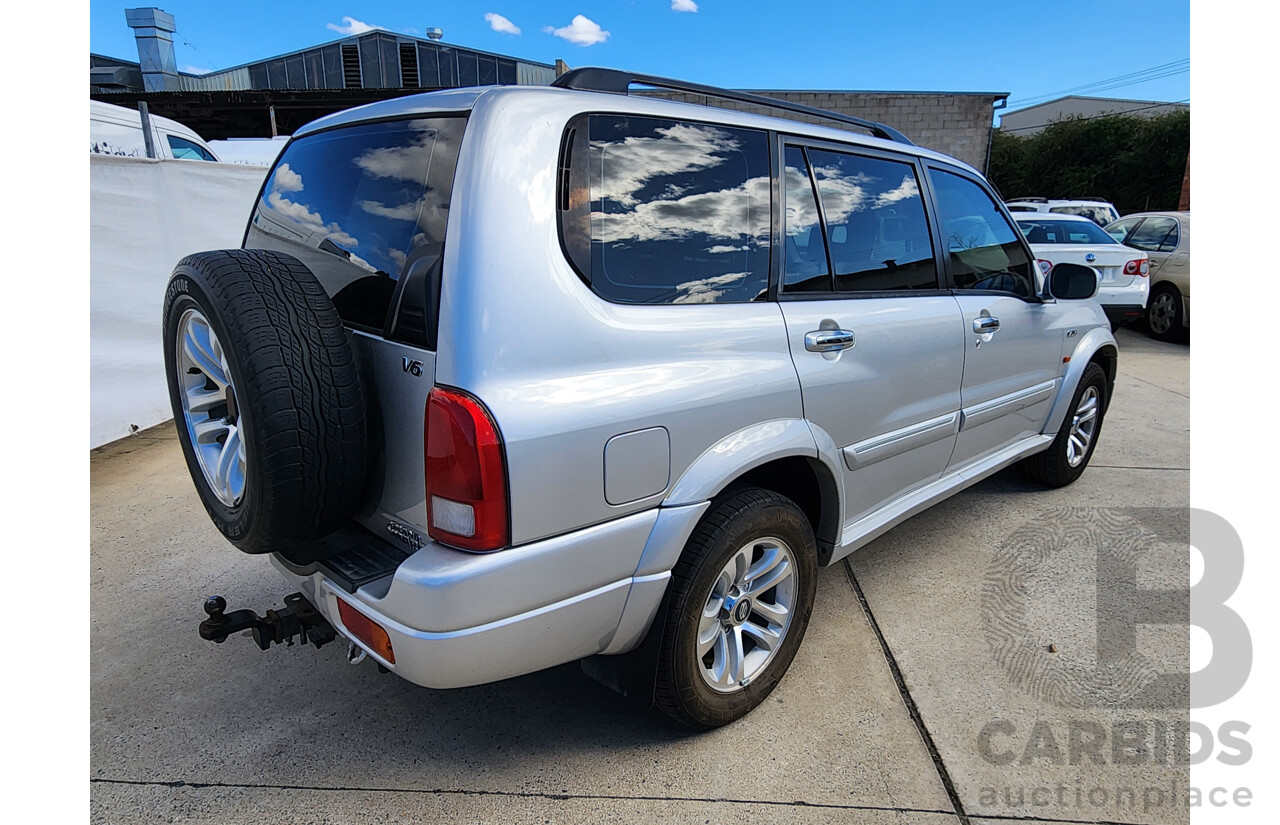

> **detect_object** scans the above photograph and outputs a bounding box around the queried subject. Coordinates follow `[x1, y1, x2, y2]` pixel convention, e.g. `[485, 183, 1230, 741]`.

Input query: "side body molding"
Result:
[1043, 328, 1118, 434]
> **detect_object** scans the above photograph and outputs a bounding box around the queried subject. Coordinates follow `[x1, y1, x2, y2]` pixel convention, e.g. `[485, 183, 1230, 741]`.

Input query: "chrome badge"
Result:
[1085, 253, 1096, 262]
[385, 520, 425, 550]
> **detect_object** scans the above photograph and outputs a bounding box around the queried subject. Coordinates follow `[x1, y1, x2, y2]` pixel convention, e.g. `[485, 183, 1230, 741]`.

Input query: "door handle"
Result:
[973, 316, 1000, 334]
[804, 329, 855, 352]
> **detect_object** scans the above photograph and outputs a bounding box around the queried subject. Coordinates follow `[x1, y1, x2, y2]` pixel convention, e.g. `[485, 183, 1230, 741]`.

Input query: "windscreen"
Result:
[246, 116, 465, 335]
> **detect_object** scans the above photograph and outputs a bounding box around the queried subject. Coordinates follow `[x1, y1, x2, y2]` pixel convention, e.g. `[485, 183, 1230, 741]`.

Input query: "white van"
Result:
[90, 100, 221, 162]
[206, 136, 290, 167]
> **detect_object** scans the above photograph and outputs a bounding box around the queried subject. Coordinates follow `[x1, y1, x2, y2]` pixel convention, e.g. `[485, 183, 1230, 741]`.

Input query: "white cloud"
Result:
[591, 122, 738, 206]
[542, 15, 610, 46]
[271, 163, 304, 193]
[671, 0, 699, 12]
[327, 16, 378, 36]
[485, 12, 521, 35]
[181, 65, 211, 75]
[359, 199, 421, 221]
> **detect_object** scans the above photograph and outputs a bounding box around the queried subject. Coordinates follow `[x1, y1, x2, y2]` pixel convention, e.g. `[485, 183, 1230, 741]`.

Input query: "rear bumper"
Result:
[269, 505, 706, 688]
[1101, 303, 1145, 324]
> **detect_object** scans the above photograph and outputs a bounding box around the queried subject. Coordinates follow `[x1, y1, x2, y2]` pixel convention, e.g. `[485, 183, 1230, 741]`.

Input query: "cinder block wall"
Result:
[643, 91, 1001, 172]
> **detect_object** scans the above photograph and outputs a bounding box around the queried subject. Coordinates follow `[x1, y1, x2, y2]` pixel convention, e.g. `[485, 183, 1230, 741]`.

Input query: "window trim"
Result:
[922, 161, 1045, 302]
[776, 133, 949, 300]
[555, 110, 776, 307]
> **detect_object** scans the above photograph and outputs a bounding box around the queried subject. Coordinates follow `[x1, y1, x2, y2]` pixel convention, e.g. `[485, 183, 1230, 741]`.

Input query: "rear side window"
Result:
[561, 114, 771, 304]
[1016, 219, 1117, 245]
[1125, 216, 1180, 252]
[247, 117, 465, 334]
[930, 169, 1035, 297]
[806, 148, 936, 292]
[167, 135, 217, 161]
[1049, 205, 1117, 226]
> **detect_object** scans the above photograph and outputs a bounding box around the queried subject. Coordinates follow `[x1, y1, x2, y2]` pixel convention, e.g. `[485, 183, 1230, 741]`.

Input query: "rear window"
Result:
[1049, 205, 1118, 226]
[246, 117, 465, 336]
[560, 114, 771, 304]
[1015, 219, 1117, 245]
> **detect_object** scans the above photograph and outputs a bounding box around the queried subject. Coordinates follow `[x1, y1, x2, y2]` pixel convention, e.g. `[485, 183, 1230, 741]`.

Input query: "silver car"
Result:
[163, 68, 1117, 728]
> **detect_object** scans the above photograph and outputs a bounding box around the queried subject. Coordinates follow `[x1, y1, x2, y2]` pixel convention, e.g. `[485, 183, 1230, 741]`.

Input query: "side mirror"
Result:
[1048, 263, 1099, 300]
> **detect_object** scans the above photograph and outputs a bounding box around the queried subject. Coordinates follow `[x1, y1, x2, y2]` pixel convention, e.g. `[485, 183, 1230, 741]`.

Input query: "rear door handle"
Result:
[973, 316, 1000, 334]
[804, 329, 855, 352]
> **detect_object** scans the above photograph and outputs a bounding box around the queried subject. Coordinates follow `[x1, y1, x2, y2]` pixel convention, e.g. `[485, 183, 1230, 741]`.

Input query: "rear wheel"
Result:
[1146, 284, 1185, 342]
[655, 488, 818, 728]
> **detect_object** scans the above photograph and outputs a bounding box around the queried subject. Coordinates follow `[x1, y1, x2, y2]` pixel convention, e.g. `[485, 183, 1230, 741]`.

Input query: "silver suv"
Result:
[163, 69, 1117, 728]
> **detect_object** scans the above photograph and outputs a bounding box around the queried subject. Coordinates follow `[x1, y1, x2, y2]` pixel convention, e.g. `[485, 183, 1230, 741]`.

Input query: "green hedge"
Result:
[989, 110, 1189, 216]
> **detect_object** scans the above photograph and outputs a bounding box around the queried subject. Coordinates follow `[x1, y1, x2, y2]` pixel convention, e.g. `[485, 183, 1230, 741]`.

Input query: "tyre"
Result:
[655, 488, 818, 728]
[1146, 284, 1185, 342]
[162, 250, 367, 557]
[1018, 362, 1107, 487]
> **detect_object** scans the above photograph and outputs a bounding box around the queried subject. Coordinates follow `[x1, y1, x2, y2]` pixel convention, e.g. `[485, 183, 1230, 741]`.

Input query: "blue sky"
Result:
[90, 1, 1190, 116]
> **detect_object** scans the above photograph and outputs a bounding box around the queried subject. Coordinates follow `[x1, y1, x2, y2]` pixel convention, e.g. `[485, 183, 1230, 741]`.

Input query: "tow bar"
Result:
[199, 593, 338, 651]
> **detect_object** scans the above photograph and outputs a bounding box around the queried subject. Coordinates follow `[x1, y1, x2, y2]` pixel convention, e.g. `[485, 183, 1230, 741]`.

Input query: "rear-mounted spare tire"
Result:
[162, 249, 368, 556]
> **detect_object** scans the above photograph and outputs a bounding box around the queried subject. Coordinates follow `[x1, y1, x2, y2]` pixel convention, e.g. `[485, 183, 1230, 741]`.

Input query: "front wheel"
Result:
[1018, 362, 1108, 487]
[1146, 284, 1185, 342]
[654, 488, 818, 728]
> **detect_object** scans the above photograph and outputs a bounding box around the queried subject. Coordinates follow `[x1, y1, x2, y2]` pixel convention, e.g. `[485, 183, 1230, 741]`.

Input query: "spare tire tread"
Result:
[164, 249, 367, 555]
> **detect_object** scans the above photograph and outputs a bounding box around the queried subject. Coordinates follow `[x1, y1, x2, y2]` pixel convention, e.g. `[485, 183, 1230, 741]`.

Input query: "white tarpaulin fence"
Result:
[90, 155, 268, 448]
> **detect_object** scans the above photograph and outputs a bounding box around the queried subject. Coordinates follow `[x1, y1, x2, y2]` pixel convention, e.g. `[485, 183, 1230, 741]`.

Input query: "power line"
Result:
[175, 29, 220, 72]
[999, 98, 1190, 134]
[1009, 58, 1189, 109]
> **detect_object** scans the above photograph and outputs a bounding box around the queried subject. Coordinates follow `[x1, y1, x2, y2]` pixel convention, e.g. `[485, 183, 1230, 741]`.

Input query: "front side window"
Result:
[1126, 217, 1180, 252]
[562, 114, 771, 304]
[247, 117, 465, 333]
[930, 169, 1035, 296]
[807, 148, 936, 292]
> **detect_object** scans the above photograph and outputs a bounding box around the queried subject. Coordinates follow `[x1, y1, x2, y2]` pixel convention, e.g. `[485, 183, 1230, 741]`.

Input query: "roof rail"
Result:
[551, 67, 914, 146]
[1068, 196, 1110, 203]
[1007, 197, 1049, 203]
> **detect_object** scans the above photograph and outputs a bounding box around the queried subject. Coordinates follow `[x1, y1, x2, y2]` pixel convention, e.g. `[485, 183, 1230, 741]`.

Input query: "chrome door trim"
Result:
[842, 412, 961, 471]
[958, 380, 1058, 431]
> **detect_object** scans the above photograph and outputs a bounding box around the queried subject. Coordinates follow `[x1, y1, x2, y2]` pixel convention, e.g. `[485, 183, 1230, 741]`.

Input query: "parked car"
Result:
[1005, 197, 1120, 227]
[1014, 213, 1148, 328]
[1104, 212, 1190, 341]
[90, 99, 220, 161]
[164, 68, 1117, 728]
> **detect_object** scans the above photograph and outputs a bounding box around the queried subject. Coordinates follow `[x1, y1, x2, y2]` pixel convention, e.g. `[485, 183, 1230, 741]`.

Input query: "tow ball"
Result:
[199, 593, 338, 651]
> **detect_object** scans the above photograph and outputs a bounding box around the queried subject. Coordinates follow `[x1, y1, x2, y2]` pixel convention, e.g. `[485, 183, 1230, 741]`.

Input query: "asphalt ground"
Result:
[90, 325, 1189, 824]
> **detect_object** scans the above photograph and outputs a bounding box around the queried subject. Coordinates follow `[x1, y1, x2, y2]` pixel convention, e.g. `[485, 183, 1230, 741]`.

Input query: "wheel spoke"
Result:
[185, 385, 226, 414]
[697, 622, 721, 658]
[748, 554, 792, 595]
[191, 416, 229, 445]
[214, 425, 243, 499]
[721, 626, 745, 687]
[744, 545, 783, 586]
[750, 598, 789, 628]
[183, 323, 228, 388]
[1076, 405, 1097, 425]
[742, 618, 782, 652]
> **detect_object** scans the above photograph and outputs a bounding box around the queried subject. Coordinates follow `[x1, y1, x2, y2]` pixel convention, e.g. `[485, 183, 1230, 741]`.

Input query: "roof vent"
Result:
[426, 27, 443, 41]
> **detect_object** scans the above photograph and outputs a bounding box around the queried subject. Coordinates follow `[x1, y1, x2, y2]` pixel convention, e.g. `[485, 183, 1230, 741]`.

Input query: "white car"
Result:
[1005, 198, 1120, 227]
[1014, 213, 1149, 327]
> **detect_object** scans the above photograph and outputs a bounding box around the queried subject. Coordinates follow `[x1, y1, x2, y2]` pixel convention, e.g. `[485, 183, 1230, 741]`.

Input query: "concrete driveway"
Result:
[91, 327, 1189, 824]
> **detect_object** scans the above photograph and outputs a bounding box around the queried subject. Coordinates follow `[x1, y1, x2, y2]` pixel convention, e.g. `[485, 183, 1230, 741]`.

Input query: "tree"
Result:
[989, 110, 1189, 215]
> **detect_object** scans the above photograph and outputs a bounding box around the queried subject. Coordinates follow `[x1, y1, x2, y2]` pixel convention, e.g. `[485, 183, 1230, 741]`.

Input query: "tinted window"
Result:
[1049, 205, 1117, 226]
[782, 146, 830, 292]
[1005, 205, 1039, 212]
[562, 114, 771, 304]
[931, 169, 1035, 296]
[1126, 217, 1180, 252]
[167, 135, 216, 162]
[1106, 217, 1141, 243]
[807, 148, 936, 292]
[1016, 218, 1117, 245]
[247, 117, 465, 333]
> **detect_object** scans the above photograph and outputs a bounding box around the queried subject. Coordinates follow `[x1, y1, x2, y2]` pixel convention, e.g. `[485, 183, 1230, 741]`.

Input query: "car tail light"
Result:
[1124, 259, 1150, 277]
[336, 599, 395, 664]
[1037, 259, 1053, 276]
[424, 387, 509, 551]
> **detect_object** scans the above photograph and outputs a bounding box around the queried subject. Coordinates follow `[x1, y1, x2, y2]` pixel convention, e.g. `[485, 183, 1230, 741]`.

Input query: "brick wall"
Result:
[642, 90, 1004, 172]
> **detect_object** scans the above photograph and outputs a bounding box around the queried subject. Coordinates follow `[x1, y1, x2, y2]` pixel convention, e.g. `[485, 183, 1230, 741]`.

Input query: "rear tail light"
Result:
[336, 599, 395, 663]
[1123, 259, 1150, 277]
[1037, 259, 1053, 276]
[424, 387, 509, 551]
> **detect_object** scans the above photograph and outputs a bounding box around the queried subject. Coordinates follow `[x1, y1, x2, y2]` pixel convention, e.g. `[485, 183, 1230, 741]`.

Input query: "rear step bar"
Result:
[199, 592, 338, 651]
